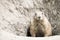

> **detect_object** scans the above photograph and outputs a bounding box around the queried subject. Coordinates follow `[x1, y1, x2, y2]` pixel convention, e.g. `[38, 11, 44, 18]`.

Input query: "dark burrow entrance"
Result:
[27, 27, 44, 37]
[27, 27, 57, 37]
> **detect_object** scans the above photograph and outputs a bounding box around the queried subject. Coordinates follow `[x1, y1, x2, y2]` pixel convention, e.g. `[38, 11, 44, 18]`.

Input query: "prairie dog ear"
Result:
[33, 13, 37, 18]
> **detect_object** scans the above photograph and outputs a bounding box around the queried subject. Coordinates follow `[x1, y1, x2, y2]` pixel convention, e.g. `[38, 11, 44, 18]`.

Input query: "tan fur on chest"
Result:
[33, 19, 45, 32]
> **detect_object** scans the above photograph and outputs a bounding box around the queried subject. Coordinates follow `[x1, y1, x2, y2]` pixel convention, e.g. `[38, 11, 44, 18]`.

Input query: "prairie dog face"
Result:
[34, 10, 44, 20]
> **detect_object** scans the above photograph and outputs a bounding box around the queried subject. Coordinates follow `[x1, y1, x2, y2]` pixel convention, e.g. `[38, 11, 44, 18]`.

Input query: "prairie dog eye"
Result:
[42, 13, 44, 14]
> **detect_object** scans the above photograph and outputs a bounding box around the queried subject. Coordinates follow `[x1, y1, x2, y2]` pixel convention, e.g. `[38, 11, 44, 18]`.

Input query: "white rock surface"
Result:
[0, 0, 31, 36]
[0, 30, 60, 40]
[0, 0, 44, 36]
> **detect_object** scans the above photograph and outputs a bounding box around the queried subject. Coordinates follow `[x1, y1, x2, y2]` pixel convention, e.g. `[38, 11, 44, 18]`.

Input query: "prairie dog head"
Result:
[34, 10, 44, 21]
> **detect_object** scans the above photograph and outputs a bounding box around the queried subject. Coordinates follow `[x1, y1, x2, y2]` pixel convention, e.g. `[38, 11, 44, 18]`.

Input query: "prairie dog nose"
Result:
[38, 17, 40, 19]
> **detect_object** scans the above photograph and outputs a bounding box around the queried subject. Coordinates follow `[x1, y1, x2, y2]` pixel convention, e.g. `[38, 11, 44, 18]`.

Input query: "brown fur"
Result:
[30, 13, 52, 37]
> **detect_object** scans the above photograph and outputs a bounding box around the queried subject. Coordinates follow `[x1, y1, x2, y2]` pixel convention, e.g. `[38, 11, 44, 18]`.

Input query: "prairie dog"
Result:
[30, 10, 52, 37]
